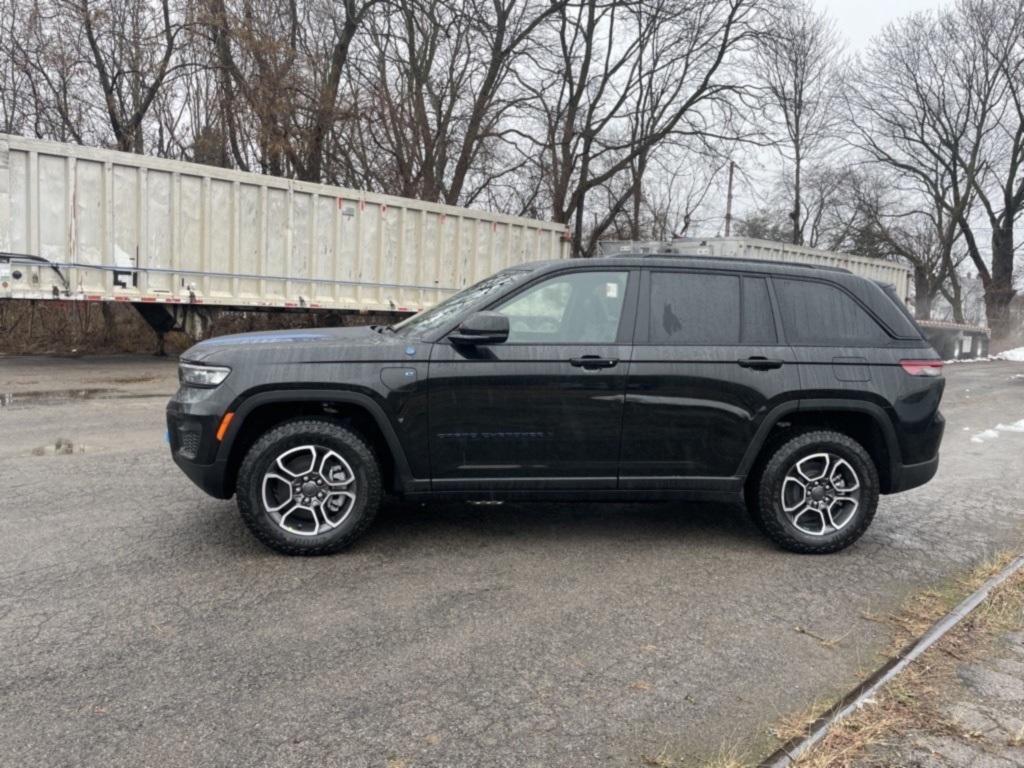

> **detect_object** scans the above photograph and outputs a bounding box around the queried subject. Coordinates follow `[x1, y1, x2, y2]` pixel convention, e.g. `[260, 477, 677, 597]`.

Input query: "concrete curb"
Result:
[758, 553, 1024, 768]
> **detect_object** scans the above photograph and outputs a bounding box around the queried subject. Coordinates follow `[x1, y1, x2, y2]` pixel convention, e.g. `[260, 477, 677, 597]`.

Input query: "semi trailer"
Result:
[0, 134, 570, 340]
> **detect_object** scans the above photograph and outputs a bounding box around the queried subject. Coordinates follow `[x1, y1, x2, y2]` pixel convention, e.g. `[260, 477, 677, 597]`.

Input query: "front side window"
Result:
[495, 271, 629, 344]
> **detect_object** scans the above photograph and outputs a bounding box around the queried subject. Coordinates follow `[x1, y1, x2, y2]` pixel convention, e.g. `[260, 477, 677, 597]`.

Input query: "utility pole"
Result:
[724, 159, 735, 237]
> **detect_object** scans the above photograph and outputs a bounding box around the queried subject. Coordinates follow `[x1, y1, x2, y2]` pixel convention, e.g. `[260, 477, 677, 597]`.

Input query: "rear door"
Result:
[619, 269, 801, 487]
[428, 268, 638, 490]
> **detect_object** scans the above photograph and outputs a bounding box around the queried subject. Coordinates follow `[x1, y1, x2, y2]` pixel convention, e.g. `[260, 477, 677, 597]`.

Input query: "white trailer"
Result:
[600, 236, 914, 302]
[0, 134, 570, 316]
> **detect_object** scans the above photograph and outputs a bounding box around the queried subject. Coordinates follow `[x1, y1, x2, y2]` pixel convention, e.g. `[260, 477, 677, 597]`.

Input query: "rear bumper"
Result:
[888, 454, 940, 494]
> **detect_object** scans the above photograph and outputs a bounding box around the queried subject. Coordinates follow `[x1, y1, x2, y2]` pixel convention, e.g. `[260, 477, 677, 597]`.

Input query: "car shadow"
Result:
[362, 498, 766, 551]
[185, 497, 769, 560]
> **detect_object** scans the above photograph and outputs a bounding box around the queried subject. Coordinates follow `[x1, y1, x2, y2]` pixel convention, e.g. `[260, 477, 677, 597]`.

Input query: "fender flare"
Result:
[736, 398, 901, 485]
[217, 387, 417, 490]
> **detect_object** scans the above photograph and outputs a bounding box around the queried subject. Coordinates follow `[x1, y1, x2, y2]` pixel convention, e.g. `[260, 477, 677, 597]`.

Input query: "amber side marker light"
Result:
[900, 360, 944, 377]
[216, 412, 235, 441]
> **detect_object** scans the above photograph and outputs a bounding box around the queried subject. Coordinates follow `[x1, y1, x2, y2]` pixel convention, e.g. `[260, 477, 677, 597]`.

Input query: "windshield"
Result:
[391, 270, 529, 337]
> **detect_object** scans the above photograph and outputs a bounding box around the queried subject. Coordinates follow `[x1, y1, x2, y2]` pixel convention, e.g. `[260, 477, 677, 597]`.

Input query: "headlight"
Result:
[179, 362, 231, 388]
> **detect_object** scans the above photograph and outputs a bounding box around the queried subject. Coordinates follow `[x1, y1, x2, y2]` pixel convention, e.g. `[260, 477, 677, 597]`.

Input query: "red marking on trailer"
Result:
[114, 295, 130, 302]
[85, 294, 103, 301]
[141, 296, 157, 302]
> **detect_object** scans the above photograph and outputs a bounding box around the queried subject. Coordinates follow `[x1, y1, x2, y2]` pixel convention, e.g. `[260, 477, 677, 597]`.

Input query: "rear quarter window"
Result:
[774, 277, 890, 346]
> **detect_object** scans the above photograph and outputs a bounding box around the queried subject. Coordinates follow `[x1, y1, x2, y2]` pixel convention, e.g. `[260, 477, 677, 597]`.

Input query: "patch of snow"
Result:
[996, 347, 1024, 362]
[971, 429, 1001, 443]
[945, 347, 1024, 363]
[995, 419, 1024, 433]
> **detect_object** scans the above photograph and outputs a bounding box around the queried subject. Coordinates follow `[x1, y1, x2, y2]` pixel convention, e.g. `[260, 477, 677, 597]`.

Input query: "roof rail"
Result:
[596, 250, 852, 275]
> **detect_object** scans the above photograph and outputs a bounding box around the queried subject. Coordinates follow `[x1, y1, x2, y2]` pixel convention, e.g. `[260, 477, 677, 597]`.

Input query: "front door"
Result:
[428, 269, 637, 491]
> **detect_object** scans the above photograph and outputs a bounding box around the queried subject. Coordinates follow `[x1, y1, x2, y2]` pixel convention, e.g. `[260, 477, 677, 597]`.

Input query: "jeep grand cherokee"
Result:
[167, 256, 944, 555]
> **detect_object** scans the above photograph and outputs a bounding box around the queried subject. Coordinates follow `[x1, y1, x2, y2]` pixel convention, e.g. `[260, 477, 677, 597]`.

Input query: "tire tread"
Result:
[236, 418, 382, 556]
[755, 429, 879, 554]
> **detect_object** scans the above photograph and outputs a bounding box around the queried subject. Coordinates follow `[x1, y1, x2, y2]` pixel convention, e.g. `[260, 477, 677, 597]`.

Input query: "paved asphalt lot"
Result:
[1, 355, 1023, 768]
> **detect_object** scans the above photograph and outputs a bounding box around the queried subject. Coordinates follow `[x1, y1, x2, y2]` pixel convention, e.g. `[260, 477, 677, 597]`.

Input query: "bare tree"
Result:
[755, 0, 843, 245]
[338, 0, 562, 205]
[202, 0, 376, 180]
[952, 0, 1024, 339]
[848, 173, 967, 320]
[74, 0, 183, 152]
[846, 8, 996, 325]
[525, 0, 764, 256]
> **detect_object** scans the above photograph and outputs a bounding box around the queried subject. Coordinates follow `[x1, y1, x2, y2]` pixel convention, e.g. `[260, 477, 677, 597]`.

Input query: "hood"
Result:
[181, 325, 413, 365]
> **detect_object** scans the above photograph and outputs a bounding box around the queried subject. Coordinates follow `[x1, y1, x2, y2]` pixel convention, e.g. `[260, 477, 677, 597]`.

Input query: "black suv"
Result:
[167, 256, 945, 556]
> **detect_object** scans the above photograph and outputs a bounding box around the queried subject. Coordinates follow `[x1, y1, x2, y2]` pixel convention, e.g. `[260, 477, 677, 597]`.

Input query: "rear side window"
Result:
[774, 278, 890, 346]
[650, 272, 740, 344]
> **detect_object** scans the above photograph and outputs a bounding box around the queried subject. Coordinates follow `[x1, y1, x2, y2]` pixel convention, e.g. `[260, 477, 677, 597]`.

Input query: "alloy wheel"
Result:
[260, 445, 357, 536]
[779, 452, 861, 536]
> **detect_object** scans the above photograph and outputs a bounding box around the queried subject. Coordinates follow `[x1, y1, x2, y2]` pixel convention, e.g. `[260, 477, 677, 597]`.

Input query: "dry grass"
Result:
[786, 554, 1024, 768]
[679, 552, 1024, 768]
[641, 742, 749, 768]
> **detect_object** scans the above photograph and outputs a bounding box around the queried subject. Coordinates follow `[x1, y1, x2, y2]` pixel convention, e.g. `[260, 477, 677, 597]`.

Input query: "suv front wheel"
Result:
[236, 418, 382, 555]
[754, 430, 879, 554]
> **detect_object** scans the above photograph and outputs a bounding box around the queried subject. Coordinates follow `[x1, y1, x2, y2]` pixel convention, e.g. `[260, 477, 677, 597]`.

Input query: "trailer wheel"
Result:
[236, 418, 382, 555]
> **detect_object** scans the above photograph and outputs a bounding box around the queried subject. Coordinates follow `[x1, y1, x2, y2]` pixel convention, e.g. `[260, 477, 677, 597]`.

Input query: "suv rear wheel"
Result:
[754, 430, 879, 554]
[236, 418, 382, 555]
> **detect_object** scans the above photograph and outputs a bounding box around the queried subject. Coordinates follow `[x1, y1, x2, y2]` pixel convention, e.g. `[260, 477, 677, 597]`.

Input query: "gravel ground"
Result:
[1, 355, 1023, 767]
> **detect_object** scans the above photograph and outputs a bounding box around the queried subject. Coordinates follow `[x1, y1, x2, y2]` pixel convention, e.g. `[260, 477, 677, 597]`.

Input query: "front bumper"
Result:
[170, 446, 232, 498]
[166, 387, 235, 499]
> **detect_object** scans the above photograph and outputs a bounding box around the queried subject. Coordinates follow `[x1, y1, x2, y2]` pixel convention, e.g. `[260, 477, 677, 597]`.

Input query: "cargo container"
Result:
[0, 134, 570, 319]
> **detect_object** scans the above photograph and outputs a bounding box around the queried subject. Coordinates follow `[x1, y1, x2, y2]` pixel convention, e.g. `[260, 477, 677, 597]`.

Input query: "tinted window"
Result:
[496, 271, 629, 344]
[774, 278, 889, 345]
[650, 272, 740, 344]
[742, 277, 777, 344]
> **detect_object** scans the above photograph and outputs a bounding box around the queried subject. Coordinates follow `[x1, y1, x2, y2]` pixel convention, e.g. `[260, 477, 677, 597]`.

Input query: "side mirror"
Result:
[449, 311, 509, 345]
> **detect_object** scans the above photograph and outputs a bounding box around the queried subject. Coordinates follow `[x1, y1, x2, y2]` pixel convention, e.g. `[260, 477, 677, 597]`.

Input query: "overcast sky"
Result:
[820, 0, 947, 50]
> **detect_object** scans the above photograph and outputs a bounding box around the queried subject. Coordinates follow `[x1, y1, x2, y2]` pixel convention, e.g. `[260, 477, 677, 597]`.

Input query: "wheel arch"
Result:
[217, 388, 416, 497]
[740, 399, 901, 494]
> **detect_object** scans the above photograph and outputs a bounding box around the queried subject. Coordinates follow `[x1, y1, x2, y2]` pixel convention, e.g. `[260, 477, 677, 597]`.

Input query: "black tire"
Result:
[754, 430, 879, 554]
[236, 418, 382, 556]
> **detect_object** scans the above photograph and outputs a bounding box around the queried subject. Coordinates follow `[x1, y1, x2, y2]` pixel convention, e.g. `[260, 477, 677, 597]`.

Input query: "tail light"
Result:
[900, 360, 944, 377]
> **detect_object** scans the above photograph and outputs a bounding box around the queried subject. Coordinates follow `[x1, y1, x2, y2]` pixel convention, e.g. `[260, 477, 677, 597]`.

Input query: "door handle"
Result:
[737, 356, 783, 371]
[570, 355, 618, 369]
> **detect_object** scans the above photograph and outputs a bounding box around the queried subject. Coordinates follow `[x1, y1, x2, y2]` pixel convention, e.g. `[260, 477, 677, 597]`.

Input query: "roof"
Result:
[523, 254, 853, 277]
